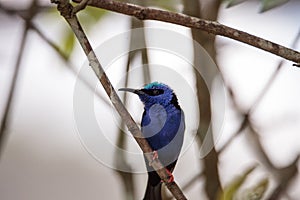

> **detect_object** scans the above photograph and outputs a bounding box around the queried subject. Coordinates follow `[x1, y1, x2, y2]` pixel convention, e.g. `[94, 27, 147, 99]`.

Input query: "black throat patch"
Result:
[171, 94, 180, 110]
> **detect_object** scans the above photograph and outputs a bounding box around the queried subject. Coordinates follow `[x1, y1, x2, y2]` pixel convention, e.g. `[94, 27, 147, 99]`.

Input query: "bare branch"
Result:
[182, 172, 204, 191]
[183, 0, 222, 198]
[113, 17, 147, 200]
[0, 0, 38, 157]
[218, 115, 248, 154]
[0, 26, 29, 157]
[0, 1, 112, 107]
[248, 123, 299, 200]
[72, 0, 300, 64]
[249, 29, 300, 115]
[51, 1, 187, 199]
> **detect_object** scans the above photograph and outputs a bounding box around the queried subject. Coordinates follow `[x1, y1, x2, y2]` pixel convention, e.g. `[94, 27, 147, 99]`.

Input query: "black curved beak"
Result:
[118, 88, 143, 95]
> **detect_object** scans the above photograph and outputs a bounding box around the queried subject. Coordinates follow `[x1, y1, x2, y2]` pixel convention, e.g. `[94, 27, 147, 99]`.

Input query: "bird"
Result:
[119, 82, 185, 200]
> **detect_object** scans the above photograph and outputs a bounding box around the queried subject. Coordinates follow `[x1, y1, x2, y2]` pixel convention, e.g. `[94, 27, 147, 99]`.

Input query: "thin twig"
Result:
[249, 29, 300, 115]
[247, 124, 275, 170]
[0, 0, 37, 157]
[0, 2, 53, 18]
[32, 23, 111, 108]
[30, 22, 111, 107]
[113, 17, 141, 200]
[220, 30, 300, 155]
[51, 1, 187, 199]
[114, 16, 151, 199]
[221, 37, 300, 197]
[72, 0, 300, 64]
[0, 27, 28, 156]
[248, 123, 299, 200]
[183, 0, 222, 198]
[218, 116, 248, 154]
[2, 3, 111, 107]
[182, 172, 204, 191]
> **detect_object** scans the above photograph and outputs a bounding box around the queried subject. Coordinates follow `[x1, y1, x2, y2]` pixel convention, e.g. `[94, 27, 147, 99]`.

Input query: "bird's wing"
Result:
[141, 104, 167, 138]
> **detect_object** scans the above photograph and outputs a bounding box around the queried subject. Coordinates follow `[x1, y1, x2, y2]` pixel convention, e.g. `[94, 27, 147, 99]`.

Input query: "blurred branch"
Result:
[219, 110, 299, 199]
[114, 15, 151, 199]
[218, 29, 300, 199]
[31, 23, 111, 107]
[267, 156, 299, 200]
[218, 115, 248, 153]
[182, 0, 222, 199]
[51, 0, 187, 199]
[247, 123, 276, 170]
[114, 10, 152, 199]
[0, 0, 37, 158]
[0, 1, 111, 108]
[220, 29, 300, 155]
[249, 29, 300, 115]
[72, 0, 300, 64]
[247, 122, 299, 200]
[223, 90, 299, 200]
[30, 22, 69, 61]
[0, 2, 53, 18]
[114, 38, 134, 200]
[114, 16, 145, 200]
[182, 172, 204, 191]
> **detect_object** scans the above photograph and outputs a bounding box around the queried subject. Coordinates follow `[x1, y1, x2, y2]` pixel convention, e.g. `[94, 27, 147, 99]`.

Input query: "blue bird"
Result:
[119, 82, 185, 200]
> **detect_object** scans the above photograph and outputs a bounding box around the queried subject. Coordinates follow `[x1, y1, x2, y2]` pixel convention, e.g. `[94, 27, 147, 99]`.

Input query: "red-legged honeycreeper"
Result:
[119, 82, 185, 200]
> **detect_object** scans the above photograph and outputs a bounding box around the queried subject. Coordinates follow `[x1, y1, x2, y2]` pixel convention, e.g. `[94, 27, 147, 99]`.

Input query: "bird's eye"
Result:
[141, 89, 164, 96]
[152, 89, 163, 95]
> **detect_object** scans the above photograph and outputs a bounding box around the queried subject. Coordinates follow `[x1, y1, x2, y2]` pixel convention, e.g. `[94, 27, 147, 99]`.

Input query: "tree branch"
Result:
[183, 0, 222, 198]
[249, 29, 300, 115]
[51, 0, 187, 199]
[72, 0, 300, 64]
[0, 0, 37, 158]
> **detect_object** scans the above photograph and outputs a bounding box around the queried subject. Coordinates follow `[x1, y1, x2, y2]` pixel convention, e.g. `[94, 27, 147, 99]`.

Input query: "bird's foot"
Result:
[148, 151, 159, 166]
[161, 169, 174, 183]
[165, 168, 174, 183]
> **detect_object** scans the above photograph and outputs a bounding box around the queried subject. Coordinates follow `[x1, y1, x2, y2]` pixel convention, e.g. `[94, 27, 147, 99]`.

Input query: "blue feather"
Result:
[119, 82, 185, 200]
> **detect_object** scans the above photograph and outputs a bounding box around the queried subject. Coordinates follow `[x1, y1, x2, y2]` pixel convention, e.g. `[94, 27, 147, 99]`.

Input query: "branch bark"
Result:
[72, 0, 300, 64]
[51, 0, 187, 199]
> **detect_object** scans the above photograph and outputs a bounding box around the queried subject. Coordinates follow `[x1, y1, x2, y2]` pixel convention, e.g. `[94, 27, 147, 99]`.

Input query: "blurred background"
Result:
[0, 0, 300, 199]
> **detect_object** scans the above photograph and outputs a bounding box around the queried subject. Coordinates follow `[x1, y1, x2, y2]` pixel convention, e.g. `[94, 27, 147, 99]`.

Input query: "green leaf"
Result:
[242, 178, 269, 200]
[77, 6, 107, 30]
[219, 165, 258, 200]
[224, 0, 249, 8]
[61, 29, 75, 60]
[260, 0, 290, 12]
[80, 6, 107, 22]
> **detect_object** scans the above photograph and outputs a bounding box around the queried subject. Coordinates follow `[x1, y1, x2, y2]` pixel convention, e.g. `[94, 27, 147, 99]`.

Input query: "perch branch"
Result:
[51, 0, 187, 199]
[72, 0, 300, 64]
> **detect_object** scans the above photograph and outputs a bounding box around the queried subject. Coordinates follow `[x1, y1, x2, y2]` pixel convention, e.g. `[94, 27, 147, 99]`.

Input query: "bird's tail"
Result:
[143, 180, 162, 200]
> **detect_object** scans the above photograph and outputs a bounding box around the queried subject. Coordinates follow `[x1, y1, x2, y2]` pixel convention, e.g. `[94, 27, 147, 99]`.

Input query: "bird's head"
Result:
[119, 82, 180, 109]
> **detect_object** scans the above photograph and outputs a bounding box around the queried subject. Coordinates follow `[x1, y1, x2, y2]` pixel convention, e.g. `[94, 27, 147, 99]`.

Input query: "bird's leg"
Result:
[166, 169, 174, 183]
[148, 151, 174, 183]
[152, 150, 159, 160]
[148, 151, 159, 166]
[163, 168, 174, 183]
